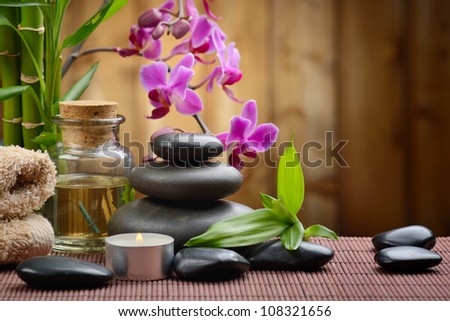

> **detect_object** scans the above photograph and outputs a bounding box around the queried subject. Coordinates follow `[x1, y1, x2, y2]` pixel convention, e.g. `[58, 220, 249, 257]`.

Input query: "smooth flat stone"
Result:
[173, 247, 250, 281]
[16, 256, 113, 289]
[151, 132, 223, 163]
[374, 246, 442, 271]
[246, 240, 334, 271]
[372, 225, 436, 250]
[107, 197, 253, 252]
[128, 161, 242, 201]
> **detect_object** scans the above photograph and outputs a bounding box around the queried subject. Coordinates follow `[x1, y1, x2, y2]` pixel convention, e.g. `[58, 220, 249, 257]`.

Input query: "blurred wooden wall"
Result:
[56, 0, 449, 236]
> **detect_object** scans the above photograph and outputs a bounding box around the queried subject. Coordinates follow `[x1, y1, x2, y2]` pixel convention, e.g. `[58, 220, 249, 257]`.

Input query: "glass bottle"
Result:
[42, 100, 134, 253]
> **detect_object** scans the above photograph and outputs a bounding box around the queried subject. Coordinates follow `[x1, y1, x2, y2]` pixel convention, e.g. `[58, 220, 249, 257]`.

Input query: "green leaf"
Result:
[61, 61, 99, 101]
[260, 192, 276, 209]
[61, 0, 128, 49]
[277, 138, 304, 217]
[185, 209, 289, 248]
[271, 197, 297, 224]
[52, 61, 99, 115]
[280, 220, 304, 250]
[0, 85, 29, 101]
[2, 83, 52, 133]
[0, 14, 14, 27]
[32, 131, 57, 147]
[0, 0, 48, 7]
[304, 224, 339, 241]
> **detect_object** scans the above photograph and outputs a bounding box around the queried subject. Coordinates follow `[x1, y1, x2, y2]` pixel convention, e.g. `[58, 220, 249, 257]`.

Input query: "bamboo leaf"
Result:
[32, 130, 56, 146]
[0, 14, 14, 27]
[0, 86, 52, 131]
[62, 0, 128, 49]
[0, 85, 29, 100]
[185, 209, 289, 248]
[271, 197, 297, 224]
[277, 138, 304, 217]
[60, 61, 99, 101]
[260, 192, 276, 209]
[280, 220, 304, 250]
[304, 224, 339, 241]
[0, 1, 48, 7]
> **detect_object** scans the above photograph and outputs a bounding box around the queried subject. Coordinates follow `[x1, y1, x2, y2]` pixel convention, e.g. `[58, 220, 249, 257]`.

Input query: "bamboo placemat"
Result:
[1, 237, 449, 301]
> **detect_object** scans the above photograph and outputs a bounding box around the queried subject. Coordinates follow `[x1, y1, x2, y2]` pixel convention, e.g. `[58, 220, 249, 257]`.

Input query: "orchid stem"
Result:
[178, 0, 185, 17]
[62, 47, 117, 77]
[193, 113, 211, 135]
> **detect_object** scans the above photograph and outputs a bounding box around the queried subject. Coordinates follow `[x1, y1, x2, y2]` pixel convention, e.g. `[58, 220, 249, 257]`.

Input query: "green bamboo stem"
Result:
[43, 0, 70, 119]
[43, 1, 58, 119]
[0, 7, 23, 146]
[19, 6, 44, 150]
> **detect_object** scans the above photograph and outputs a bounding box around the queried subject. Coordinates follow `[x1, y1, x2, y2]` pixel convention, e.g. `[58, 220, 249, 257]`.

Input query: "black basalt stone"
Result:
[372, 225, 436, 250]
[246, 240, 334, 271]
[173, 247, 250, 281]
[107, 197, 253, 252]
[128, 161, 242, 201]
[151, 132, 224, 163]
[374, 246, 442, 271]
[16, 256, 113, 289]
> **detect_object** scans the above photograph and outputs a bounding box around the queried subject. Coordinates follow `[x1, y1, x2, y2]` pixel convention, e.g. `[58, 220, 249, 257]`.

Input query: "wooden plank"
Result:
[338, 0, 407, 236]
[408, 0, 450, 236]
[272, 0, 339, 230]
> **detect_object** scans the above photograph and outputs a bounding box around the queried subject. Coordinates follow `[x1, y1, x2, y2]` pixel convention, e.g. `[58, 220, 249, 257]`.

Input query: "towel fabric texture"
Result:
[0, 146, 56, 264]
[0, 146, 56, 220]
[0, 214, 54, 265]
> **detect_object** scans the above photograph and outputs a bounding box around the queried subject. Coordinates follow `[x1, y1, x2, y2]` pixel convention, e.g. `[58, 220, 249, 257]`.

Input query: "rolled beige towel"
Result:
[0, 146, 56, 220]
[0, 214, 54, 265]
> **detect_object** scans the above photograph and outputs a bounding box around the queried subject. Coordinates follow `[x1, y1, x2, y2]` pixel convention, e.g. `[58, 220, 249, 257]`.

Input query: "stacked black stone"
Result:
[107, 132, 253, 280]
[108, 132, 337, 280]
[372, 225, 442, 271]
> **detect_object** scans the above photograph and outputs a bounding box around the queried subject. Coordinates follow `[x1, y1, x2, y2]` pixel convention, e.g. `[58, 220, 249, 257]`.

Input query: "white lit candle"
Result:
[105, 233, 174, 280]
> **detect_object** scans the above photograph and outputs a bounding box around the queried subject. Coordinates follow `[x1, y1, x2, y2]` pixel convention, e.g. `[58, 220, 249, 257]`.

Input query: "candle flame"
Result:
[136, 232, 143, 242]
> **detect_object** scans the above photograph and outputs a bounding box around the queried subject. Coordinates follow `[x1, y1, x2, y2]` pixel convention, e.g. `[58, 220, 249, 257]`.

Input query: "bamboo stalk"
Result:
[43, 0, 70, 118]
[0, 7, 23, 146]
[19, 6, 44, 150]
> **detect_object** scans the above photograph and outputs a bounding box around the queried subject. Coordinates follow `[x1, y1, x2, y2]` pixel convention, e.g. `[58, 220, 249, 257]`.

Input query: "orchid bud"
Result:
[152, 23, 165, 40]
[172, 19, 190, 39]
[138, 8, 163, 28]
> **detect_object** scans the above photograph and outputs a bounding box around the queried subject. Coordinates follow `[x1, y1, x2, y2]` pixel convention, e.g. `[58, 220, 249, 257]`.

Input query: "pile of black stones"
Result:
[372, 225, 442, 272]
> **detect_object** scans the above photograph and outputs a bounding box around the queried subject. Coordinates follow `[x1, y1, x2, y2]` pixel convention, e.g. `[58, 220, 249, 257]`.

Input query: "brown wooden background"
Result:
[2, 0, 449, 236]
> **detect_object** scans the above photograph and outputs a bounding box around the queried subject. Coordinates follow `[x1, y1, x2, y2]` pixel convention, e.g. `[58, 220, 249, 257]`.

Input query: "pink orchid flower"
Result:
[217, 100, 279, 170]
[168, 0, 226, 63]
[202, 0, 220, 20]
[140, 53, 203, 119]
[115, 1, 175, 60]
[207, 39, 243, 102]
[115, 25, 162, 59]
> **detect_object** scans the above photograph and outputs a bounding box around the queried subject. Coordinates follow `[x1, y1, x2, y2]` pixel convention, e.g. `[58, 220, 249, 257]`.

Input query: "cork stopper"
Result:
[59, 100, 118, 119]
[58, 100, 119, 148]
